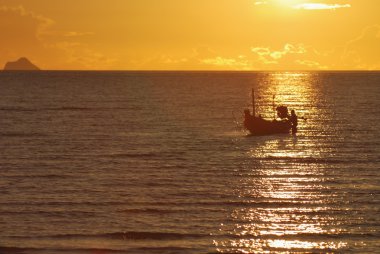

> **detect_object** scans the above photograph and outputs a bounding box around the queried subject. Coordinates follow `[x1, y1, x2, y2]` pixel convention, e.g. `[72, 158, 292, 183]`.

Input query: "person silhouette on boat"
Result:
[289, 110, 298, 133]
[243, 109, 253, 128]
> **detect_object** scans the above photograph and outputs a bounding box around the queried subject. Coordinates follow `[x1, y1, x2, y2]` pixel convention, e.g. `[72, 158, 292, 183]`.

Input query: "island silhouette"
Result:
[3, 57, 40, 71]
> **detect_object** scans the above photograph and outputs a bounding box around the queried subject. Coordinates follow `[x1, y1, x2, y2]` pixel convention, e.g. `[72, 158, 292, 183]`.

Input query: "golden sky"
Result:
[0, 0, 379, 70]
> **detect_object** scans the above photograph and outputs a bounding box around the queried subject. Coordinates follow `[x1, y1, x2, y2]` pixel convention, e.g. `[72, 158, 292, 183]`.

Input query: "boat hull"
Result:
[244, 117, 292, 136]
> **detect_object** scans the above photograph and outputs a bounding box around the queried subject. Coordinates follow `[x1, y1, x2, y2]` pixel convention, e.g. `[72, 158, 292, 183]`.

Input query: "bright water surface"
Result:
[0, 71, 379, 253]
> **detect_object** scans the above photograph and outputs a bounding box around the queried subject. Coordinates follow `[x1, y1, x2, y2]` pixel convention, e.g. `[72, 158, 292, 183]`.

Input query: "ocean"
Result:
[0, 71, 379, 253]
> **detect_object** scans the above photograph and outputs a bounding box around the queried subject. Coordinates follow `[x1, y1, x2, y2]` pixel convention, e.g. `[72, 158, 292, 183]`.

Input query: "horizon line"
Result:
[1, 69, 380, 72]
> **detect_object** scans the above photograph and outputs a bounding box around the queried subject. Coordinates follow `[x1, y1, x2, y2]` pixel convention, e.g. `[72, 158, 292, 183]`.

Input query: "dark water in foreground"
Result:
[0, 71, 379, 253]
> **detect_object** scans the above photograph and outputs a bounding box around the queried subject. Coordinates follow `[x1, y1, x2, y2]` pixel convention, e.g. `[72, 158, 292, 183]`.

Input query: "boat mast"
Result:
[252, 88, 256, 117]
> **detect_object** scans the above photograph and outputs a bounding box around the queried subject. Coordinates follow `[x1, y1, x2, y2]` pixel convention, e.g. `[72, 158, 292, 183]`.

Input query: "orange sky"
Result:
[0, 0, 379, 70]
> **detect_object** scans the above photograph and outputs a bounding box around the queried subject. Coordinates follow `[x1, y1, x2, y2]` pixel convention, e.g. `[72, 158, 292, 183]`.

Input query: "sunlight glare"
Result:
[293, 3, 351, 10]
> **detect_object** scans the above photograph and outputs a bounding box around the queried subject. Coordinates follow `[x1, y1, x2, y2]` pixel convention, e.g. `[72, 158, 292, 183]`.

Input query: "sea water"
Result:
[0, 71, 379, 253]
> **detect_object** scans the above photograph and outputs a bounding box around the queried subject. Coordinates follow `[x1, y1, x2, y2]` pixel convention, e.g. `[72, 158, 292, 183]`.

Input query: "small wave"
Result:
[44, 231, 209, 241]
[0, 210, 95, 217]
[0, 246, 32, 253]
[46, 107, 94, 111]
[46, 107, 131, 111]
[0, 132, 47, 138]
[104, 152, 159, 158]
[0, 246, 197, 254]
[128, 200, 335, 210]
[0, 106, 122, 112]
[258, 155, 360, 164]
[196, 200, 326, 208]
[13, 231, 376, 242]
[0, 246, 125, 254]
[0, 201, 126, 206]
[0, 200, 322, 210]
[121, 208, 185, 214]
[227, 232, 379, 241]
[23, 174, 71, 179]
[127, 247, 196, 254]
[0, 107, 35, 112]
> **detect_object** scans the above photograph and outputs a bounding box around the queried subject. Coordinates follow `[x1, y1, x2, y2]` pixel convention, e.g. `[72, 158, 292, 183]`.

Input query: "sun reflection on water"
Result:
[214, 72, 348, 253]
[256, 72, 317, 120]
[267, 239, 347, 250]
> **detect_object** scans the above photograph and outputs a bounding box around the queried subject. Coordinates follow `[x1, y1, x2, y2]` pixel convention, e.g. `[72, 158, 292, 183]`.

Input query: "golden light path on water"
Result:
[214, 72, 348, 253]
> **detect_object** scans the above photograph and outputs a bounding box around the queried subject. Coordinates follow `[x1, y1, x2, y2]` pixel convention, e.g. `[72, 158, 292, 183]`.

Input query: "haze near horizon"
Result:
[1, 0, 379, 70]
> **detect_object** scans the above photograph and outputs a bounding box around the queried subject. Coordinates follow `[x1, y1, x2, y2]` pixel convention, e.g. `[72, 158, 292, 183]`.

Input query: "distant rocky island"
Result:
[3, 57, 40, 71]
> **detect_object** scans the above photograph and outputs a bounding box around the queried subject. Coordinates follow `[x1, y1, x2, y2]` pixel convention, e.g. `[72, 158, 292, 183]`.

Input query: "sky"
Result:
[0, 0, 379, 70]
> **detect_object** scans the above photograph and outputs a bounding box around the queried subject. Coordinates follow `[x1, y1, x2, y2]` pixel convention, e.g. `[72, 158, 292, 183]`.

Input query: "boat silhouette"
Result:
[243, 89, 297, 136]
